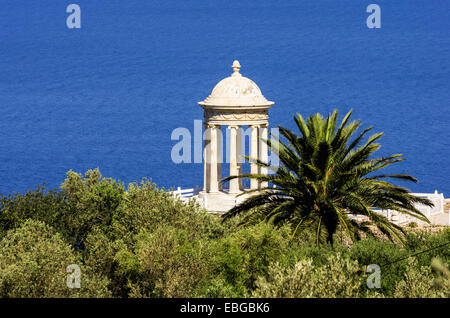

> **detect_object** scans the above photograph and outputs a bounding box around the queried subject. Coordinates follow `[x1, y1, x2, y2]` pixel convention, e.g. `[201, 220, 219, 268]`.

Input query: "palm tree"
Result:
[222, 110, 433, 246]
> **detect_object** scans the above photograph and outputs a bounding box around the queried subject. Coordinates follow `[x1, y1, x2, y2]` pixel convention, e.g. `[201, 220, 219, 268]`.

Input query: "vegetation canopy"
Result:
[0, 168, 447, 298]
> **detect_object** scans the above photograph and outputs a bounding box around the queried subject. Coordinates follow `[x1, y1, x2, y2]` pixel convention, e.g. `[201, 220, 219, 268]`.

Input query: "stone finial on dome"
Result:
[232, 60, 241, 75]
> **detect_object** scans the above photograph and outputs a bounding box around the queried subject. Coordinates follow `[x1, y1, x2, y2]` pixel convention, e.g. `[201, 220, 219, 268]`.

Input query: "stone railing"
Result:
[169, 186, 201, 203]
[374, 191, 446, 225]
[171, 187, 448, 225]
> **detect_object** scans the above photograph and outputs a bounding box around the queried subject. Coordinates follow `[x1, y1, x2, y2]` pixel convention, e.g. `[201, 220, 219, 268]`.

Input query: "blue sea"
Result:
[0, 0, 449, 196]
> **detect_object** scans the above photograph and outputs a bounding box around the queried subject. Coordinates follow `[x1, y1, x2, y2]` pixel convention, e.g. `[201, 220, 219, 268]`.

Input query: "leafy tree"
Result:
[393, 258, 449, 298]
[83, 227, 130, 297]
[252, 253, 365, 298]
[206, 222, 291, 296]
[61, 168, 125, 246]
[112, 179, 223, 246]
[128, 225, 213, 298]
[222, 110, 433, 245]
[0, 220, 110, 297]
[0, 185, 68, 239]
[349, 238, 409, 294]
[82, 178, 224, 297]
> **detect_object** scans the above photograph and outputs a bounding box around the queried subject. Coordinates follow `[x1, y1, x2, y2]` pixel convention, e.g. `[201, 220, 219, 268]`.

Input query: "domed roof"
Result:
[198, 61, 274, 108]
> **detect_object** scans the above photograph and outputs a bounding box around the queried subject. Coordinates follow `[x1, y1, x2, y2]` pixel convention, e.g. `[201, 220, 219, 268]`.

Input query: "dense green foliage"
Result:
[0, 219, 110, 297]
[222, 110, 433, 245]
[0, 169, 448, 298]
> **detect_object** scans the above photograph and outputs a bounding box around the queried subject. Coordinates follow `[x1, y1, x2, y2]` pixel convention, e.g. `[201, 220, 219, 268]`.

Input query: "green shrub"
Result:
[393, 258, 449, 298]
[285, 242, 350, 267]
[349, 238, 409, 295]
[1, 169, 448, 299]
[252, 253, 363, 298]
[431, 258, 450, 292]
[404, 228, 450, 267]
[112, 179, 224, 246]
[205, 222, 291, 297]
[76, 174, 226, 298]
[128, 225, 213, 298]
[83, 227, 130, 297]
[0, 220, 110, 297]
[61, 169, 125, 245]
[0, 185, 68, 240]
[195, 278, 244, 298]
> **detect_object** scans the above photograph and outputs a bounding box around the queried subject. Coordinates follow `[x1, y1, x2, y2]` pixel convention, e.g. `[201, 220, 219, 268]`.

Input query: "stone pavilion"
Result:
[196, 61, 274, 212]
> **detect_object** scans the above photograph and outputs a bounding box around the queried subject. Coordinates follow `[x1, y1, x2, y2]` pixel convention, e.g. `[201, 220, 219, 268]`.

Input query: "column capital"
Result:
[228, 125, 239, 129]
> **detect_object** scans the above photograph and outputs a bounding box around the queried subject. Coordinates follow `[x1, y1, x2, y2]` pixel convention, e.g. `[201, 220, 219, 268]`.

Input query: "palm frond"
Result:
[220, 109, 431, 246]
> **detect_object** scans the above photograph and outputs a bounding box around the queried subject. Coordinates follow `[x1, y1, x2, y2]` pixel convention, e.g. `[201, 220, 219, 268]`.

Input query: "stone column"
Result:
[209, 125, 219, 193]
[228, 125, 240, 194]
[217, 125, 222, 190]
[250, 125, 259, 190]
[260, 123, 269, 189]
[203, 123, 210, 192]
[236, 126, 243, 190]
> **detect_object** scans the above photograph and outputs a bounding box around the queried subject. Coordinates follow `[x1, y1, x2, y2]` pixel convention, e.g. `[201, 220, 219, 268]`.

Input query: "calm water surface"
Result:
[0, 1, 449, 195]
